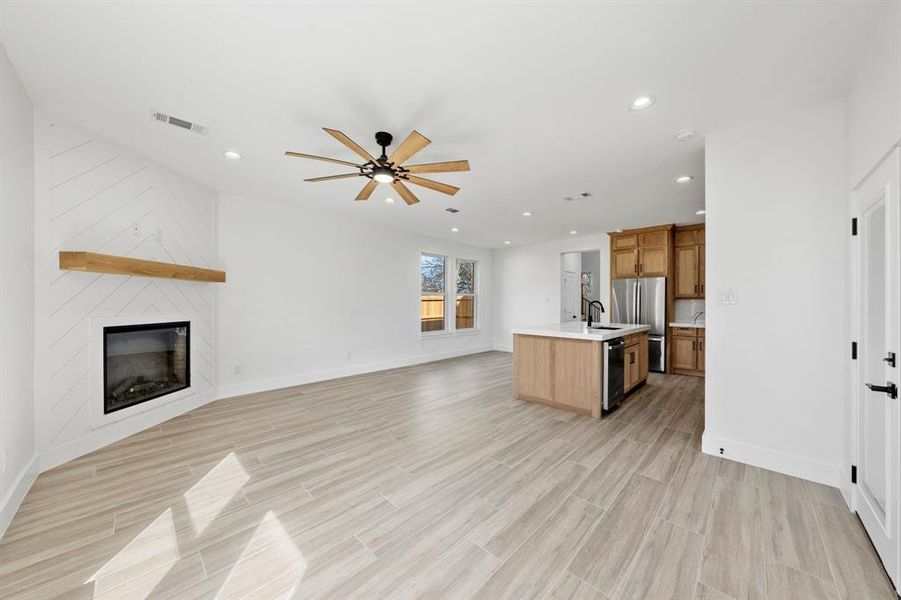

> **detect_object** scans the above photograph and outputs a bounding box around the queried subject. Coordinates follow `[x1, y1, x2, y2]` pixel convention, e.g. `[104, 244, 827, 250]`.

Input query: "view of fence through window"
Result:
[456, 259, 476, 329]
[420, 254, 446, 332]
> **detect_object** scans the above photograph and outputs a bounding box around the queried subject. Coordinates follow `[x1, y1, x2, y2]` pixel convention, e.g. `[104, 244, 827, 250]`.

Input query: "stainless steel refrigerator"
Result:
[611, 277, 666, 372]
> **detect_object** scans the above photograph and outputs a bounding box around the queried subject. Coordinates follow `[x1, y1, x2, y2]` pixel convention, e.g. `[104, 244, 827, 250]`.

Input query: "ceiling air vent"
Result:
[151, 111, 208, 135]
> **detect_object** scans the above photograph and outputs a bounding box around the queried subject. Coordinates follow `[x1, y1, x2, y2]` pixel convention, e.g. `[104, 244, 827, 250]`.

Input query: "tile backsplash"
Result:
[674, 299, 706, 324]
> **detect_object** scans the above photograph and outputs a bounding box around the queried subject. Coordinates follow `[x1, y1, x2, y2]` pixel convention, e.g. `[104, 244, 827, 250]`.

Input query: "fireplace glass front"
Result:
[104, 321, 190, 414]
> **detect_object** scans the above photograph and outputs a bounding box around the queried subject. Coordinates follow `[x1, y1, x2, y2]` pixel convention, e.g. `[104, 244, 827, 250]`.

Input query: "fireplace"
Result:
[103, 321, 190, 414]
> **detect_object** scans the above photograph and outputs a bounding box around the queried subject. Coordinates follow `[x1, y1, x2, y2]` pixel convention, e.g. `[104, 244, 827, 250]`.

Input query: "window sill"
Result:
[419, 328, 482, 340]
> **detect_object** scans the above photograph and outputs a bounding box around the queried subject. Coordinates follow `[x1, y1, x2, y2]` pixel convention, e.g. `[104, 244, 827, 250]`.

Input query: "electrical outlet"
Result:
[233, 364, 242, 375]
[717, 289, 737, 305]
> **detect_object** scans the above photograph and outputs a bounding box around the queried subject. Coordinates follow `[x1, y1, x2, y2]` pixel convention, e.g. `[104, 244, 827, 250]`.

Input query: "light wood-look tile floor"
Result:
[1, 352, 895, 599]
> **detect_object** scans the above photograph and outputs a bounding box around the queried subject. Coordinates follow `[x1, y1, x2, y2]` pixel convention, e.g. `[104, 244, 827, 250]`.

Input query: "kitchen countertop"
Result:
[669, 322, 706, 328]
[511, 322, 651, 342]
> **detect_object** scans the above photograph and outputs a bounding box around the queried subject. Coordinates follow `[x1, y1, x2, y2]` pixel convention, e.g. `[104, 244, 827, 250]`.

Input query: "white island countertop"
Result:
[669, 322, 706, 328]
[511, 322, 651, 342]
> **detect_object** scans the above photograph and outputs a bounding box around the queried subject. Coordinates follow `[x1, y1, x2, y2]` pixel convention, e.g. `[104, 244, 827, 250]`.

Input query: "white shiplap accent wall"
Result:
[34, 115, 219, 469]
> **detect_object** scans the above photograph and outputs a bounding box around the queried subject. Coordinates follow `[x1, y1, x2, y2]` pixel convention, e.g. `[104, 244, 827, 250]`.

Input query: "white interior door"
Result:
[855, 148, 900, 590]
[561, 270, 580, 322]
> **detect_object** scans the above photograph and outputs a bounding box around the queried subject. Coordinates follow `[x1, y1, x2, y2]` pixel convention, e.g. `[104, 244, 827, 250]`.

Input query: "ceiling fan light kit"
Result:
[285, 128, 470, 205]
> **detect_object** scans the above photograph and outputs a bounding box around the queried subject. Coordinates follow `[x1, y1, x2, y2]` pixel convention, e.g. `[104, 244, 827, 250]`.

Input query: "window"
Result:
[420, 253, 446, 332]
[456, 258, 477, 330]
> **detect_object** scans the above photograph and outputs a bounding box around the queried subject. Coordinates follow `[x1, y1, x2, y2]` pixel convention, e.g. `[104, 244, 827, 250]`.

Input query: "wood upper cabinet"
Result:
[674, 246, 698, 297]
[673, 225, 705, 298]
[671, 335, 697, 371]
[612, 248, 639, 278]
[610, 226, 672, 279]
[612, 234, 638, 250]
[638, 246, 668, 276]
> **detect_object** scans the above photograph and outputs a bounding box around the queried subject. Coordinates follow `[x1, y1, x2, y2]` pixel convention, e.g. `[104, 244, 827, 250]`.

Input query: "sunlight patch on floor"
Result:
[184, 451, 249, 536]
[215, 510, 306, 599]
[86, 507, 179, 598]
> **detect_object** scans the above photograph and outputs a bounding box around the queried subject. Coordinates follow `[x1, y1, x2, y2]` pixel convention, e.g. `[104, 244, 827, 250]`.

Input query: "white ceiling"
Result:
[0, 1, 883, 248]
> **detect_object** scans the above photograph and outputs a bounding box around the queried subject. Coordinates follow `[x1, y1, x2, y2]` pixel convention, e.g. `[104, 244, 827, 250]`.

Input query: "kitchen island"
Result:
[511, 322, 651, 419]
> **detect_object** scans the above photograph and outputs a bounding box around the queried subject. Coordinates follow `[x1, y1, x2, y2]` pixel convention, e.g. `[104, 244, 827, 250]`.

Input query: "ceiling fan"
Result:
[285, 128, 470, 205]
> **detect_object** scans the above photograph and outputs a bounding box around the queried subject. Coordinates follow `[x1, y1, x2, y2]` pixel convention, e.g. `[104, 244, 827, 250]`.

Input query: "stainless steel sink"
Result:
[589, 325, 621, 330]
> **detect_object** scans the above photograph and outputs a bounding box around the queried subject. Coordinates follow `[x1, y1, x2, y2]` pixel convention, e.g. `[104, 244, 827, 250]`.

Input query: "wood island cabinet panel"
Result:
[613, 249, 639, 278]
[554, 338, 601, 415]
[639, 246, 668, 276]
[671, 336, 697, 371]
[513, 335, 553, 400]
[612, 234, 638, 250]
[674, 246, 699, 298]
[698, 228, 705, 244]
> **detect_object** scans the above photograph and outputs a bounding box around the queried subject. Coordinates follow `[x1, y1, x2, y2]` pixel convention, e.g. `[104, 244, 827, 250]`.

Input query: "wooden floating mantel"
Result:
[59, 251, 226, 283]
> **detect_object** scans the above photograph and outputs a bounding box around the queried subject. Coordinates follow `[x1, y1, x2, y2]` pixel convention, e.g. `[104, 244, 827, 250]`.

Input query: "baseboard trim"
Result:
[702, 431, 843, 487]
[217, 346, 496, 400]
[40, 389, 217, 472]
[0, 455, 39, 540]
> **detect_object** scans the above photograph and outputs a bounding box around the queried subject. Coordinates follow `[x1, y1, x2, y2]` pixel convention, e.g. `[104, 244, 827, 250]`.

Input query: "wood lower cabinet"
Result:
[624, 332, 649, 392]
[671, 327, 705, 376]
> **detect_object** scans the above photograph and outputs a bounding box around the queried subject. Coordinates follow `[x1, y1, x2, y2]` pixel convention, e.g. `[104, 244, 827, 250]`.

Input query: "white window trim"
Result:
[420, 252, 449, 335]
[454, 257, 478, 332]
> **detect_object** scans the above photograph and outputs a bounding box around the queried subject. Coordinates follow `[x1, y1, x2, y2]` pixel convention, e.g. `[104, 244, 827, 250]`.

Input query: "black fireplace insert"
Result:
[103, 321, 190, 414]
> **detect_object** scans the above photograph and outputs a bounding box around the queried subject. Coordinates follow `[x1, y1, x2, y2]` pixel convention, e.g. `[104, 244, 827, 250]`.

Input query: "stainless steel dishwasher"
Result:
[603, 337, 625, 413]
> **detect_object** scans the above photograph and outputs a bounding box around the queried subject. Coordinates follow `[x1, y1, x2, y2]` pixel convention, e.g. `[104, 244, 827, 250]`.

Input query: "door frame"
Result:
[848, 145, 901, 591]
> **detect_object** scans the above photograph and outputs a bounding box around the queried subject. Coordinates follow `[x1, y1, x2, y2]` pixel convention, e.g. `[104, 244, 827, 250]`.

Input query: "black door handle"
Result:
[866, 381, 898, 399]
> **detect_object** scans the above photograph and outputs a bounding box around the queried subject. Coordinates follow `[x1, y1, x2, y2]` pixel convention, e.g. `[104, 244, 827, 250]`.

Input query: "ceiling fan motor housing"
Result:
[375, 131, 393, 155]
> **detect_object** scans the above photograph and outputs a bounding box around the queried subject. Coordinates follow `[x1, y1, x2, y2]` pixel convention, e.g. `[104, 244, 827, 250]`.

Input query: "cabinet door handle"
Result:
[634, 264, 638, 273]
[694, 284, 698, 294]
[692, 341, 696, 350]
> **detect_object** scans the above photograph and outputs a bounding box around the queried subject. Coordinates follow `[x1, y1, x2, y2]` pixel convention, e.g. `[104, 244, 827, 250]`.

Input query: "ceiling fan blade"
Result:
[388, 130, 431, 165]
[405, 175, 460, 196]
[284, 151, 361, 169]
[403, 160, 470, 174]
[391, 181, 420, 205]
[303, 173, 361, 182]
[322, 128, 378, 163]
[356, 179, 378, 201]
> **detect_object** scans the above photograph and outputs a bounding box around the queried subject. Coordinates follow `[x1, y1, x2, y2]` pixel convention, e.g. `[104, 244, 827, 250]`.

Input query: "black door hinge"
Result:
[852, 341, 858, 360]
[852, 218, 858, 236]
[851, 465, 857, 484]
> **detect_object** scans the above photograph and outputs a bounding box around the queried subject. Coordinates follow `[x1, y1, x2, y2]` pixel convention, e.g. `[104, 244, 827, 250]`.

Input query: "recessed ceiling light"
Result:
[674, 129, 696, 142]
[223, 150, 242, 160]
[385, 197, 395, 204]
[675, 175, 694, 184]
[522, 211, 532, 217]
[629, 95, 657, 111]
[696, 209, 706, 215]
[504, 240, 511, 245]
[451, 227, 459, 232]
[570, 230, 578, 235]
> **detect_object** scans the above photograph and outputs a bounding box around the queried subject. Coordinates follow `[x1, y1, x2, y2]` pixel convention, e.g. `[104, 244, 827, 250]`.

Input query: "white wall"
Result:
[33, 116, 219, 470]
[216, 193, 494, 398]
[581, 251, 602, 303]
[704, 99, 847, 486]
[493, 235, 610, 352]
[0, 42, 37, 537]
[846, 0, 901, 189]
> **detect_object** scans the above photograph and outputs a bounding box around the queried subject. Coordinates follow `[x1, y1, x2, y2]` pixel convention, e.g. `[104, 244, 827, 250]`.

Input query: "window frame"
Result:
[420, 252, 449, 335]
[454, 257, 478, 331]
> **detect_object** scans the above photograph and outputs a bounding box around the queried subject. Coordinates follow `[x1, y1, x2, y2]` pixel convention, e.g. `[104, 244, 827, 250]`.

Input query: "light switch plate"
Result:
[717, 289, 737, 305]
